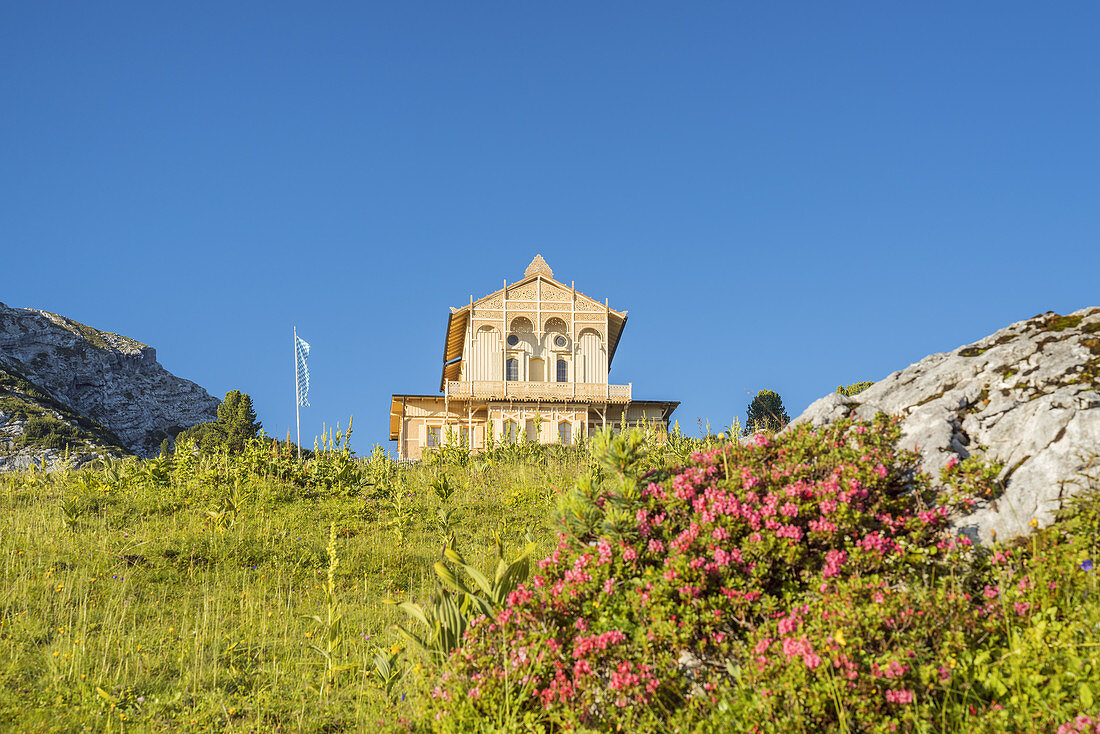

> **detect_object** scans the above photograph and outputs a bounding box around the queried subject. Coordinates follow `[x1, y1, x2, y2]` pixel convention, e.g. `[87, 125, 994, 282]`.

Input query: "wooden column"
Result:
[571, 280, 576, 400]
[502, 278, 508, 398]
[400, 396, 407, 459]
[465, 295, 472, 448]
[467, 295, 473, 381]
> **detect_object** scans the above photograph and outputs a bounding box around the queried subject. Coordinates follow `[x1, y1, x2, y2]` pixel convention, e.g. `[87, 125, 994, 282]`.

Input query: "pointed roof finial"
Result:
[524, 254, 553, 280]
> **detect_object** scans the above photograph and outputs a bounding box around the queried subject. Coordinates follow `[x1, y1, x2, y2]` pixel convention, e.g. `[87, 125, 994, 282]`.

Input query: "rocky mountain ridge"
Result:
[0, 302, 219, 468]
[792, 306, 1100, 543]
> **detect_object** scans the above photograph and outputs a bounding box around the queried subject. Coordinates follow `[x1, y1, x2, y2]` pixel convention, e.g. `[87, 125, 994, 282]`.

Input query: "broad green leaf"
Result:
[393, 601, 430, 629]
[462, 564, 493, 597]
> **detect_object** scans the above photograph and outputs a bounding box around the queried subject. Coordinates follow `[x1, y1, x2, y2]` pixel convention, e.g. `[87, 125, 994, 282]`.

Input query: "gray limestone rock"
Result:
[791, 307, 1100, 544]
[0, 301, 219, 460]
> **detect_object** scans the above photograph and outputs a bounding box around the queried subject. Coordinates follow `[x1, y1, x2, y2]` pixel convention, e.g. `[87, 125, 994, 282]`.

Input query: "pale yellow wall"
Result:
[463, 276, 610, 387]
[488, 404, 587, 445]
[398, 397, 670, 459]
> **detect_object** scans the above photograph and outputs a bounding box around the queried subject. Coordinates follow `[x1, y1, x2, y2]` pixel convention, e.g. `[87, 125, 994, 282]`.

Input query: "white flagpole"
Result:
[294, 326, 301, 460]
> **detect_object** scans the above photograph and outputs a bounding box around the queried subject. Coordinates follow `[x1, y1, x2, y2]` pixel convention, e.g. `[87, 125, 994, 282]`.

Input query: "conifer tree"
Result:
[178, 389, 262, 453]
[744, 389, 790, 434]
[217, 390, 261, 452]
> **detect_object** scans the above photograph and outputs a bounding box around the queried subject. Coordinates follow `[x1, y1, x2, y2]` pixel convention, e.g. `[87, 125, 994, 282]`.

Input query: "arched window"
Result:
[556, 359, 568, 383]
[473, 326, 501, 381]
[577, 328, 605, 383]
[506, 358, 519, 381]
[503, 420, 518, 443]
[509, 316, 534, 334]
[545, 317, 568, 350]
[558, 421, 572, 445]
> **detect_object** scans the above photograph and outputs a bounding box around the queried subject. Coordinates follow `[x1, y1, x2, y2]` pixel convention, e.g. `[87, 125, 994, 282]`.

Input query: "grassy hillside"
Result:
[0, 430, 667, 731]
[1, 425, 1098, 733]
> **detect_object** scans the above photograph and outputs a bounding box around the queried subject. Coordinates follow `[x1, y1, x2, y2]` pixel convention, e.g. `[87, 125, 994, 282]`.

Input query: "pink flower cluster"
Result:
[884, 688, 914, 704]
[506, 585, 533, 606]
[571, 629, 627, 659]
[781, 636, 822, 669]
[822, 549, 848, 578]
[1058, 715, 1100, 734]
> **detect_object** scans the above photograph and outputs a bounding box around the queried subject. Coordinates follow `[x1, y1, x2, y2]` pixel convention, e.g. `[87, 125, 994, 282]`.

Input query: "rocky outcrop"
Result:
[0, 357, 129, 471]
[792, 307, 1100, 543]
[0, 302, 219, 460]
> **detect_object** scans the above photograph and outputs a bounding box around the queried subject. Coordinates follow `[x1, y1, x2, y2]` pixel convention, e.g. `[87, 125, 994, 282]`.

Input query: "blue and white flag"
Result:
[295, 335, 311, 407]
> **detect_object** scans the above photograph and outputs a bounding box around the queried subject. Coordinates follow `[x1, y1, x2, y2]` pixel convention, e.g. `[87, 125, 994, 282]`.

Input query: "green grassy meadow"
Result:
[0, 436, 603, 732]
[2, 424, 1099, 733]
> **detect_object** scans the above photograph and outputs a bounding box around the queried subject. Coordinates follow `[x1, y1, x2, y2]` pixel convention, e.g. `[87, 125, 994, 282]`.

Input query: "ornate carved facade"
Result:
[388, 256, 679, 459]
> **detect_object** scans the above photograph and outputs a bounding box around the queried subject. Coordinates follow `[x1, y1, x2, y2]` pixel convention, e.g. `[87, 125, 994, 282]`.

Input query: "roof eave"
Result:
[608, 313, 627, 368]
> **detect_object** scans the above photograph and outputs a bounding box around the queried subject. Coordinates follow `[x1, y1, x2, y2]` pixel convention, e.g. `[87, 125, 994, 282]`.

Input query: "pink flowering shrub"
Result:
[729, 575, 1003, 730]
[414, 416, 986, 730]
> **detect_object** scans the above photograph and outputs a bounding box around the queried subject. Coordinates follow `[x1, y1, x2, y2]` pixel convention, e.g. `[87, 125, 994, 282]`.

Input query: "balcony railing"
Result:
[446, 380, 632, 403]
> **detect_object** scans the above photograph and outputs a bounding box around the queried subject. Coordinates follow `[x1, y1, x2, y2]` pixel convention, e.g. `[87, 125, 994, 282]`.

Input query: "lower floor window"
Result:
[426, 426, 441, 448]
[459, 425, 470, 446]
[503, 420, 518, 443]
[558, 421, 572, 445]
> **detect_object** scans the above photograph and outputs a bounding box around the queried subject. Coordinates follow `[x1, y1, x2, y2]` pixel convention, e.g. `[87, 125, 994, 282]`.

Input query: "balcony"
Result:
[445, 380, 632, 403]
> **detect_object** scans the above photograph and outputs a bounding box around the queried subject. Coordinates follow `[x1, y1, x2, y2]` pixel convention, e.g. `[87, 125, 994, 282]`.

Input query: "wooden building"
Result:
[388, 256, 679, 459]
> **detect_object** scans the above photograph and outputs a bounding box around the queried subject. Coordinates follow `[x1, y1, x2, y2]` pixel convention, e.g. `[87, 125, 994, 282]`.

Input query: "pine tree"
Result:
[230, 392, 262, 451]
[177, 389, 262, 454]
[216, 390, 261, 452]
[744, 389, 790, 434]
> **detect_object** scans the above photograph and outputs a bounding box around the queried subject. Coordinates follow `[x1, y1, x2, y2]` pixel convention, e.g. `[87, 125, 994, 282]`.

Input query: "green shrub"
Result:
[17, 414, 84, 450]
[941, 454, 1005, 501]
[837, 381, 874, 397]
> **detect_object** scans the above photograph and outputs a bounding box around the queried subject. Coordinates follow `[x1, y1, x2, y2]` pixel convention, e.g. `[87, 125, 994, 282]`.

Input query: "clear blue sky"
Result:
[2, 2, 1097, 451]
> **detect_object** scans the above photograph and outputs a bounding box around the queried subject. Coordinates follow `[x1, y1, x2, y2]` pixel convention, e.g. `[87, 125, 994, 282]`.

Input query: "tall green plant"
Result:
[304, 523, 357, 698]
[386, 535, 536, 659]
